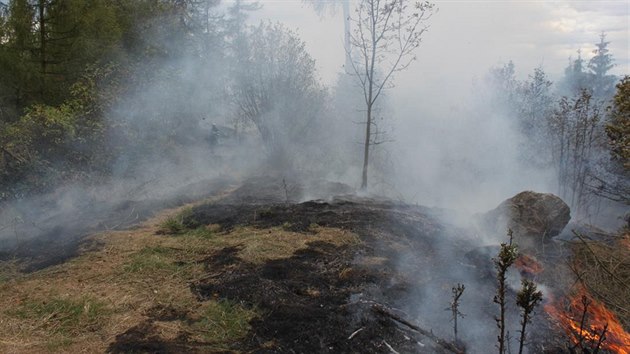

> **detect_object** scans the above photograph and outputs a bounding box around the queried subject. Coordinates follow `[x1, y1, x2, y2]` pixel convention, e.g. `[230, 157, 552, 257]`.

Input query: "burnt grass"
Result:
[110, 189, 482, 353]
[110, 176, 484, 353]
[179, 188, 579, 354]
[7, 177, 576, 353]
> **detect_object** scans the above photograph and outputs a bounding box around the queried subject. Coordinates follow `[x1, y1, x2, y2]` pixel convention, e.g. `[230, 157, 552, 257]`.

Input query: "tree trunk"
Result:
[518, 316, 528, 354]
[360, 1, 378, 191]
[361, 104, 372, 190]
[38, 0, 46, 101]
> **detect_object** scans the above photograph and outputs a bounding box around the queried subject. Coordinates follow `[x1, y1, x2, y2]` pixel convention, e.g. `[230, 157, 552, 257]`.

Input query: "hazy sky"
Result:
[252, 0, 629, 87]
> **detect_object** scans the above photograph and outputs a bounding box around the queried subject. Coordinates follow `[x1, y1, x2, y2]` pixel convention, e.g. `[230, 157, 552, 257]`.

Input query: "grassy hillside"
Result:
[0, 203, 358, 353]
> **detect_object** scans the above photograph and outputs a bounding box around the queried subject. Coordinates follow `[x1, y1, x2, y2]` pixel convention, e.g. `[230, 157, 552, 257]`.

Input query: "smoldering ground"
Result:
[0, 2, 627, 353]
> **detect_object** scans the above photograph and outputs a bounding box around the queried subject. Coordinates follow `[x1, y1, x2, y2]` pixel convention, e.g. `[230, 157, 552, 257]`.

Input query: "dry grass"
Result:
[0, 202, 358, 353]
[570, 231, 630, 329]
[212, 225, 359, 264]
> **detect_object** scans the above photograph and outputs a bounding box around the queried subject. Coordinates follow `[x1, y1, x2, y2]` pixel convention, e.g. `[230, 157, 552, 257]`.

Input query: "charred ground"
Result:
[0, 177, 626, 353]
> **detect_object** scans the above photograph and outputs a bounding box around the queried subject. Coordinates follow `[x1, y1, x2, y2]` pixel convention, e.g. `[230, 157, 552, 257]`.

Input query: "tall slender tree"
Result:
[549, 89, 604, 216]
[518, 66, 554, 167]
[348, 0, 434, 190]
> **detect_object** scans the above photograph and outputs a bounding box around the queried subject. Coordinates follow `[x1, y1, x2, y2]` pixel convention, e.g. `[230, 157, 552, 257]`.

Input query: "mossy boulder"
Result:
[479, 191, 571, 251]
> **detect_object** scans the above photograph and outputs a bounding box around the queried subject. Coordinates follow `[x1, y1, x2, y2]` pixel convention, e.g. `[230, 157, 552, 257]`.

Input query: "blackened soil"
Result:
[0, 178, 232, 271]
[186, 195, 461, 246]
[108, 181, 477, 353]
[116, 188, 480, 353]
[190, 240, 443, 354]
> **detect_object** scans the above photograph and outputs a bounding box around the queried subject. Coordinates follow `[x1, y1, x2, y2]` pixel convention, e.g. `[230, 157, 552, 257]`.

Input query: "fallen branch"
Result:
[372, 304, 465, 354]
[383, 340, 400, 354]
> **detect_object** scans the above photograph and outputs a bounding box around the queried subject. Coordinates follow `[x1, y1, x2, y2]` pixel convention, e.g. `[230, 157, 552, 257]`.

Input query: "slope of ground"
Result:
[0, 177, 234, 271]
[1, 178, 626, 353]
[0, 179, 474, 353]
[0, 202, 361, 353]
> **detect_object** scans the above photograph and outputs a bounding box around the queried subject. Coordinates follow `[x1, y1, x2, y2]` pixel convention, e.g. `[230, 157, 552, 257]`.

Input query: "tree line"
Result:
[0, 0, 627, 217]
[484, 33, 628, 221]
[0, 0, 439, 202]
[0, 0, 335, 202]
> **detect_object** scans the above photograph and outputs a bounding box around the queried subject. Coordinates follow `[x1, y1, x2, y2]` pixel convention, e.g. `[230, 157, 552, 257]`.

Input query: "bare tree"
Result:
[449, 283, 465, 343]
[549, 89, 605, 217]
[347, 0, 434, 190]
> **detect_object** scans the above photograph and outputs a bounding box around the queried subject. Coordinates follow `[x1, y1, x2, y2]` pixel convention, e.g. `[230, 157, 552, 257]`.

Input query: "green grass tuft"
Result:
[191, 300, 257, 344]
[185, 226, 216, 239]
[158, 217, 186, 235]
[123, 246, 180, 273]
[158, 207, 198, 234]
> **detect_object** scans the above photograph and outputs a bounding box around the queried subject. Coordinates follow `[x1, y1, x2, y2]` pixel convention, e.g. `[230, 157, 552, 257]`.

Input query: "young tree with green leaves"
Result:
[587, 76, 630, 206]
[516, 279, 543, 354]
[493, 230, 518, 354]
[607, 76, 630, 170]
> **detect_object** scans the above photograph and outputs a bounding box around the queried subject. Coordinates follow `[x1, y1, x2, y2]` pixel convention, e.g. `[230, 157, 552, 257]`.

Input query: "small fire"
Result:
[545, 287, 630, 354]
[514, 254, 543, 276]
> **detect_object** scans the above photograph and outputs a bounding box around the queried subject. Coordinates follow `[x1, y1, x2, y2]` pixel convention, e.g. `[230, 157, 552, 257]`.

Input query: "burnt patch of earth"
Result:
[179, 196, 479, 353]
[107, 322, 225, 354]
[106, 190, 477, 353]
[175, 189, 577, 353]
[191, 241, 450, 353]
[186, 195, 460, 245]
[3, 176, 586, 353]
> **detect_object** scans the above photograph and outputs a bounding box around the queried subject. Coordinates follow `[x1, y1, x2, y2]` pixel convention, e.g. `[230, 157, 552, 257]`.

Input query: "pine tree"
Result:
[588, 32, 616, 99]
[560, 49, 589, 96]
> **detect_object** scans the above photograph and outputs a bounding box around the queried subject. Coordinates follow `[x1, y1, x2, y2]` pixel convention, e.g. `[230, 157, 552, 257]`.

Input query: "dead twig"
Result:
[572, 295, 591, 351]
[593, 323, 608, 354]
[449, 283, 465, 342]
[348, 327, 364, 340]
[383, 340, 400, 354]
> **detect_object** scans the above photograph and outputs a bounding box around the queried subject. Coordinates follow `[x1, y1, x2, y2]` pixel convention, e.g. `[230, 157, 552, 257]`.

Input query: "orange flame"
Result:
[514, 254, 543, 276]
[545, 287, 630, 354]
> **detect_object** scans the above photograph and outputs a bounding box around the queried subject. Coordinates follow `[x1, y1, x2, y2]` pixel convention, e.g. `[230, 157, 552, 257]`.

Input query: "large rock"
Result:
[478, 191, 571, 251]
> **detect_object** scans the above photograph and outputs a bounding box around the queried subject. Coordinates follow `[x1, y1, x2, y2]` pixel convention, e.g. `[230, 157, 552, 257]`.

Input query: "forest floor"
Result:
[0, 177, 627, 353]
